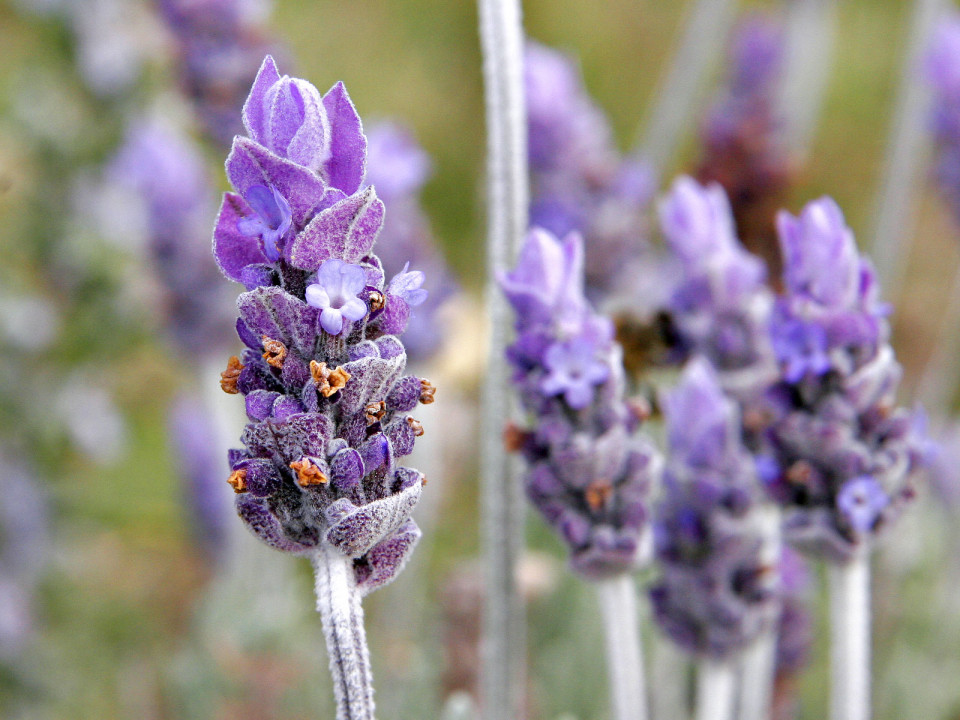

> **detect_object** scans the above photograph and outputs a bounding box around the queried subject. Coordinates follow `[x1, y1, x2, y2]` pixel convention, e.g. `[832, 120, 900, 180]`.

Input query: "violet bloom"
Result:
[237, 184, 293, 261]
[364, 122, 457, 361]
[659, 176, 777, 399]
[525, 40, 654, 302]
[500, 227, 659, 579]
[212, 54, 429, 590]
[650, 358, 778, 660]
[697, 14, 791, 278]
[762, 198, 926, 562]
[926, 12, 960, 223]
[158, 0, 280, 147]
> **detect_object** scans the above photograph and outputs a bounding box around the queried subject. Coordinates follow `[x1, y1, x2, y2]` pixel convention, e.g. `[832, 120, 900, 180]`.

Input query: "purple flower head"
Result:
[499, 227, 586, 333]
[540, 332, 610, 410]
[212, 59, 430, 594]
[305, 259, 369, 335]
[241, 55, 366, 194]
[503, 228, 659, 579]
[388, 263, 428, 308]
[365, 123, 432, 200]
[836, 476, 888, 535]
[651, 358, 777, 660]
[728, 16, 783, 96]
[237, 184, 293, 261]
[770, 315, 831, 383]
[660, 176, 739, 262]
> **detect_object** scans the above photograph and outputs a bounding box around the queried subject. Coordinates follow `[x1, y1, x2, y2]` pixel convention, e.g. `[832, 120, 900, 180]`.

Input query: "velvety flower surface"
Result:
[501, 228, 659, 580]
[525, 41, 654, 302]
[659, 176, 777, 399]
[761, 198, 926, 562]
[212, 56, 431, 593]
[650, 358, 778, 660]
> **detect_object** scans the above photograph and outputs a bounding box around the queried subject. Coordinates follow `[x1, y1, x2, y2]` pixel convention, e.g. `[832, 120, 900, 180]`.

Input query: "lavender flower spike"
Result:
[213, 56, 433, 720]
[651, 358, 778, 662]
[659, 176, 777, 400]
[502, 227, 658, 720]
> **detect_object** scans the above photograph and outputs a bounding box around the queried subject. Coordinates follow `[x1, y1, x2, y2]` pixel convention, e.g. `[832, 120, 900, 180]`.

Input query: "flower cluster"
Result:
[650, 359, 778, 659]
[364, 122, 458, 361]
[500, 228, 659, 579]
[761, 198, 926, 562]
[212, 56, 432, 593]
[697, 15, 791, 278]
[158, 0, 280, 147]
[525, 41, 653, 302]
[926, 12, 960, 224]
[659, 176, 777, 399]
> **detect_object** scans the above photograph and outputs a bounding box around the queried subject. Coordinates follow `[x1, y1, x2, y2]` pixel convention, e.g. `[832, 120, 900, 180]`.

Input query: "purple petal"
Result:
[288, 187, 385, 270]
[213, 192, 269, 282]
[322, 81, 367, 194]
[242, 55, 282, 144]
[340, 297, 368, 322]
[320, 307, 344, 335]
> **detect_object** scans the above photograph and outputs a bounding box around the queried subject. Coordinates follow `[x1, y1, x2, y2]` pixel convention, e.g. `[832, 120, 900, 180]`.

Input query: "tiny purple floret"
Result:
[237, 184, 293, 261]
[305, 259, 369, 335]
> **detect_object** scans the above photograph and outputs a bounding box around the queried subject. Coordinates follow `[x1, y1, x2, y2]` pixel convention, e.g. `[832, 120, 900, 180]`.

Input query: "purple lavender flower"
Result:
[697, 15, 791, 278]
[212, 56, 430, 594]
[762, 198, 926, 562]
[237, 185, 293, 261]
[525, 41, 654, 301]
[500, 228, 659, 579]
[364, 122, 456, 361]
[927, 12, 960, 223]
[650, 359, 778, 660]
[659, 176, 777, 398]
[158, 0, 281, 147]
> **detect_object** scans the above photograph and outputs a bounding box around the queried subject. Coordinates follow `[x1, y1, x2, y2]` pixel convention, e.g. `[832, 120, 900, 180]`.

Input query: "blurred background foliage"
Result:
[0, 0, 959, 718]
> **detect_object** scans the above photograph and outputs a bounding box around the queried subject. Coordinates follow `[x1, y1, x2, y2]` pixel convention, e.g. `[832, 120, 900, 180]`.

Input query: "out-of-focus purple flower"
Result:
[926, 12, 960, 223]
[305, 259, 369, 335]
[212, 56, 429, 594]
[501, 228, 659, 579]
[0, 449, 50, 662]
[388, 263, 428, 308]
[658, 177, 776, 398]
[525, 41, 653, 301]
[364, 122, 456, 362]
[158, 0, 280, 147]
[697, 14, 791, 278]
[650, 359, 778, 660]
[109, 116, 236, 355]
[762, 197, 926, 563]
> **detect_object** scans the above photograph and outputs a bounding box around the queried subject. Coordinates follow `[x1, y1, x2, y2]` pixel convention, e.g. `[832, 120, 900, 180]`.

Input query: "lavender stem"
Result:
[697, 659, 736, 720]
[828, 556, 871, 720]
[477, 0, 529, 718]
[636, 0, 738, 174]
[313, 545, 376, 720]
[916, 266, 960, 414]
[596, 575, 649, 720]
[869, 0, 945, 300]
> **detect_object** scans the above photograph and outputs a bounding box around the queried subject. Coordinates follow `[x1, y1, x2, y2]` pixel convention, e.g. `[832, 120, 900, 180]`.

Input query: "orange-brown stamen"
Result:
[227, 469, 248, 494]
[365, 401, 387, 425]
[407, 417, 424, 437]
[310, 361, 352, 397]
[419, 378, 436, 405]
[290, 458, 328, 487]
[584, 480, 613, 512]
[220, 356, 244, 394]
[262, 336, 287, 369]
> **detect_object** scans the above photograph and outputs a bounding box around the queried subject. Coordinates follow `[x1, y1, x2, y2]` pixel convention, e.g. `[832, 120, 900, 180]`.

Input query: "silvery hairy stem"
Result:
[697, 659, 736, 720]
[477, 0, 529, 717]
[597, 574, 649, 720]
[828, 556, 871, 720]
[313, 545, 376, 720]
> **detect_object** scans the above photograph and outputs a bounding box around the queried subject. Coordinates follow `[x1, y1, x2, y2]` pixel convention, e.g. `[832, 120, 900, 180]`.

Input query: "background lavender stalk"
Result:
[636, 0, 739, 175]
[697, 660, 737, 720]
[477, 0, 528, 717]
[776, 0, 838, 158]
[828, 556, 870, 720]
[869, 0, 946, 300]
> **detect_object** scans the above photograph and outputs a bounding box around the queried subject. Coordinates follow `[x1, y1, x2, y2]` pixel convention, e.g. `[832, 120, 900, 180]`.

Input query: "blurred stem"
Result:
[828, 556, 870, 720]
[869, 0, 945, 300]
[916, 267, 960, 414]
[477, 0, 529, 718]
[696, 659, 736, 720]
[313, 545, 376, 720]
[596, 574, 648, 720]
[635, 0, 739, 175]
